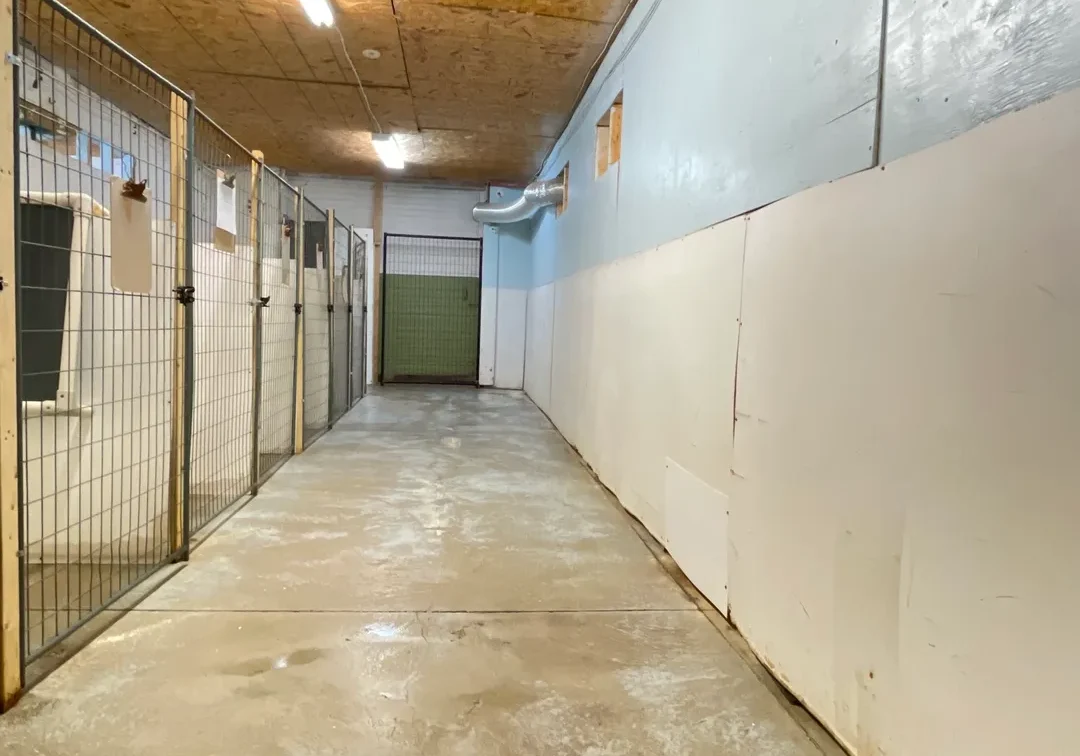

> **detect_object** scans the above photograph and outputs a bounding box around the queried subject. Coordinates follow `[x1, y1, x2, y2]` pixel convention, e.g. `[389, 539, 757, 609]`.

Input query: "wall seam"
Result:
[871, 0, 890, 167]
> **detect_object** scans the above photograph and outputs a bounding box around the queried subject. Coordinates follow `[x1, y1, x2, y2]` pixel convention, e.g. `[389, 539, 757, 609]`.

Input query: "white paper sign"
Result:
[109, 176, 152, 293]
[215, 169, 237, 235]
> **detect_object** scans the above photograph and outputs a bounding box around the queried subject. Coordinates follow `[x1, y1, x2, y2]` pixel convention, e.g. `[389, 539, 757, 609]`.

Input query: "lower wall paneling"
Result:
[524, 283, 554, 411]
[527, 87, 1080, 756]
[733, 85, 1080, 756]
[537, 219, 743, 600]
[494, 288, 527, 390]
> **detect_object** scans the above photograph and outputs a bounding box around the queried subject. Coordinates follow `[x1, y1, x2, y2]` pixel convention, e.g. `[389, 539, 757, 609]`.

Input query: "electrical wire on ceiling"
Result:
[334, 24, 383, 134]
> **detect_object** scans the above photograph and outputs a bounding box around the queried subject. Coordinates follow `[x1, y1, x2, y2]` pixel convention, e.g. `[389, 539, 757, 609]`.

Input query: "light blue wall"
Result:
[530, 0, 1080, 287]
[882, 0, 1080, 160]
[482, 187, 533, 290]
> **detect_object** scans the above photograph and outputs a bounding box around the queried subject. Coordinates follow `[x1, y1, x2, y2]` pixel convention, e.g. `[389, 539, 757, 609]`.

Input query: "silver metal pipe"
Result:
[472, 179, 565, 224]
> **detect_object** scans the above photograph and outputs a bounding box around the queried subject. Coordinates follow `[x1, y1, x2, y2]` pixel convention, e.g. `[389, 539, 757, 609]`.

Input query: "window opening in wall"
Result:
[595, 92, 623, 178]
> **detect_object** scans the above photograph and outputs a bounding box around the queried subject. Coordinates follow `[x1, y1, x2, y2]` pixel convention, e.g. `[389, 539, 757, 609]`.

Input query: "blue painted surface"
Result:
[882, 0, 1080, 160]
[531, 0, 881, 286]
[482, 187, 533, 291]
[529, 0, 1080, 288]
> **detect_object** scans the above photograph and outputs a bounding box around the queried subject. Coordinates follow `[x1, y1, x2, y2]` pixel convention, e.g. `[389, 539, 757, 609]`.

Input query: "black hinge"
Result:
[258, 296, 270, 308]
[327, 304, 335, 314]
[294, 303, 303, 315]
[347, 305, 353, 314]
[0, 276, 6, 291]
[173, 285, 195, 305]
[363, 305, 368, 314]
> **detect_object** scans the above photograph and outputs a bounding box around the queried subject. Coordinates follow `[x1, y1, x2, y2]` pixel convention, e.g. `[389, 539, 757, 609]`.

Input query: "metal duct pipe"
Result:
[472, 179, 565, 224]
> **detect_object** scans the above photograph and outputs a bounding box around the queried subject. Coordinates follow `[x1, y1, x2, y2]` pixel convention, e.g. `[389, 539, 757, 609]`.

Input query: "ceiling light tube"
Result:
[298, 0, 334, 27]
[372, 134, 405, 170]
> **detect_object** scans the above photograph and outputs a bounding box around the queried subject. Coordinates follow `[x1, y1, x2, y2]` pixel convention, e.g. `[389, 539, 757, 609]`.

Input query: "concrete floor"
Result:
[0, 387, 823, 755]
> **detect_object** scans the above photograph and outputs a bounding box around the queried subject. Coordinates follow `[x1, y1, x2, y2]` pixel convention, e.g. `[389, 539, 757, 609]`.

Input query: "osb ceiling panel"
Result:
[40, 0, 632, 183]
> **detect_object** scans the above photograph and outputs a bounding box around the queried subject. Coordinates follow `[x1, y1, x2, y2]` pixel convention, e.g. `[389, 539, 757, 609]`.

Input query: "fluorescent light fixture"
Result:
[298, 0, 334, 27]
[372, 133, 405, 170]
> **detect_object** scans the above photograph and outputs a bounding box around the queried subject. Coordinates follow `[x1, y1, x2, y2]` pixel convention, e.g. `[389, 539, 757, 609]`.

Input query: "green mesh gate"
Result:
[380, 233, 482, 385]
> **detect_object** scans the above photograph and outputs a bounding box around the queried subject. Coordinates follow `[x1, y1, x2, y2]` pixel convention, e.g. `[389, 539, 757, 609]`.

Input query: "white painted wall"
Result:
[289, 176, 375, 229]
[382, 183, 485, 238]
[731, 90, 1080, 756]
[22, 205, 174, 562]
[479, 187, 532, 390]
[288, 175, 486, 238]
[523, 283, 554, 408]
[258, 258, 297, 456]
[525, 1, 1080, 752]
[302, 253, 330, 433]
[526, 83, 1080, 756]
[22, 201, 256, 560]
[19, 49, 182, 562]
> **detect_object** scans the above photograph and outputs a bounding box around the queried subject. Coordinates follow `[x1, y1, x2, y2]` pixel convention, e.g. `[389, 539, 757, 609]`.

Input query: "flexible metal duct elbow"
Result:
[472, 179, 565, 224]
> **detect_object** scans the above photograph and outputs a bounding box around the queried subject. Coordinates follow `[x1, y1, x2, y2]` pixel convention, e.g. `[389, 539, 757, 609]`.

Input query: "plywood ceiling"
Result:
[45, 0, 633, 182]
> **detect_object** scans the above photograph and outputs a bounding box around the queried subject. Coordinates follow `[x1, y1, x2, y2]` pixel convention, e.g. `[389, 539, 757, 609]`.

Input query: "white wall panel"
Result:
[290, 175, 374, 229]
[732, 87, 1080, 756]
[494, 289, 527, 389]
[479, 286, 497, 386]
[291, 177, 484, 240]
[529, 83, 1080, 756]
[537, 219, 743, 588]
[382, 183, 485, 238]
[524, 283, 555, 412]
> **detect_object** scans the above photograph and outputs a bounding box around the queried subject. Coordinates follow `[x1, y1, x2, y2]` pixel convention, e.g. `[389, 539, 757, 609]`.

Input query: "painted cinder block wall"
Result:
[524, 0, 1080, 754]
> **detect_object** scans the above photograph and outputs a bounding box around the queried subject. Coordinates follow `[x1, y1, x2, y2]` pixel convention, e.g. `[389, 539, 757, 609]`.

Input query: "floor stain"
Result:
[221, 647, 329, 677]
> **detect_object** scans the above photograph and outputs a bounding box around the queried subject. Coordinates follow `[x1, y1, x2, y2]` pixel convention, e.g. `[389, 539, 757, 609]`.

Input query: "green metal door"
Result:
[380, 233, 482, 384]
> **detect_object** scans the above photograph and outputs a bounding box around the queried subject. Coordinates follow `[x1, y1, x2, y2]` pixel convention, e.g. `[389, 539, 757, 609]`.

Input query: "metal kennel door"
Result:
[380, 234, 482, 385]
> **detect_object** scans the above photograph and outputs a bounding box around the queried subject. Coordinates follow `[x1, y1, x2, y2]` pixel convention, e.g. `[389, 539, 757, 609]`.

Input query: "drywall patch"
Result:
[663, 459, 729, 616]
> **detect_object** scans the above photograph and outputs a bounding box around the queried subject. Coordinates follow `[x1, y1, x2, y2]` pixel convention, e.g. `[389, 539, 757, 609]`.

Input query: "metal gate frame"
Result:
[253, 167, 299, 489]
[187, 112, 262, 534]
[6, 0, 195, 683]
[0, 0, 357, 707]
[379, 232, 484, 386]
[348, 226, 367, 406]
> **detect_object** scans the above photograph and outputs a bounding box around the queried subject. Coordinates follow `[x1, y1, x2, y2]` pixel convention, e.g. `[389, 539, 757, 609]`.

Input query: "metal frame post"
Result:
[249, 151, 263, 493]
[360, 229, 368, 399]
[181, 95, 196, 555]
[293, 190, 305, 454]
[345, 224, 354, 407]
[1, 0, 23, 710]
[326, 209, 335, 428]
[378, 232, 386, 383]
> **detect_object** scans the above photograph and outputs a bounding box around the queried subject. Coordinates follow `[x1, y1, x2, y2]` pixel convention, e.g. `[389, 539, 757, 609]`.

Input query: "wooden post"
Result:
[1, 0, 23, 710]
[167, 93, 188, 555]
[608, 101, 623, 165]
[248, 150, 263, 491]
[371, 179, 383, 382]
[293, 190, 305, 454]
